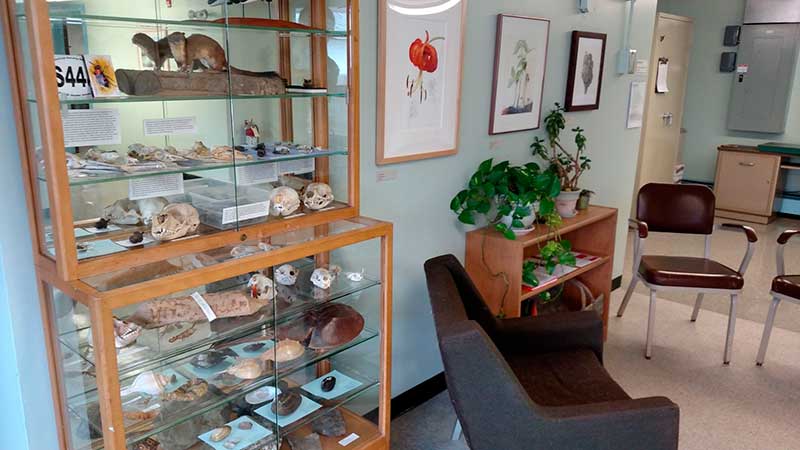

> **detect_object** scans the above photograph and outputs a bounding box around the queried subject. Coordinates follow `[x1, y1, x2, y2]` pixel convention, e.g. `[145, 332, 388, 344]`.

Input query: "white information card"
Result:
[129, 173, 184, 200]
[62, 108, 122, 147]
[143, 116, 198, 136]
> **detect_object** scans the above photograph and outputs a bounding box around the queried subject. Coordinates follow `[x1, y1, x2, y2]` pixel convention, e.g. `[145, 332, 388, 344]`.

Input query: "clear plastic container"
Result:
[185, 179, 271, 230]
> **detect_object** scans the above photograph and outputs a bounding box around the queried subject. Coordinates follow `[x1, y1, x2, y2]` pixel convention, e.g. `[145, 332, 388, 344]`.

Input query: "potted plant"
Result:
[531, 103, 592, 218]
[450, 159, 576, 316]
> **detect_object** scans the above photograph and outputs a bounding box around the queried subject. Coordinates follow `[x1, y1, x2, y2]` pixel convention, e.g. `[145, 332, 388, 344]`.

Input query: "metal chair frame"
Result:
[756, 232, 800, 366]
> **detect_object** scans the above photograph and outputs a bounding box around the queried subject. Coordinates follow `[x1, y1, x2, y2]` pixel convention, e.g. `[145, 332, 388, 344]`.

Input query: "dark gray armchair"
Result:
[424, 255, 679, 450]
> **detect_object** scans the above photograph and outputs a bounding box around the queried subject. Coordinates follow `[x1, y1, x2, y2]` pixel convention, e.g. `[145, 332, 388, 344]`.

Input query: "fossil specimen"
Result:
[127, 291, 272, 328]
[129, 231, 145, 244]
[311, 410, 346, 437]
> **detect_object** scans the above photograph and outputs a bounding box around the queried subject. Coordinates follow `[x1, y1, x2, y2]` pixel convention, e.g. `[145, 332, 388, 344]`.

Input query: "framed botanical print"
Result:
[489, 14, 550, 135]
[377, 0, 467, 165]
[565, 31, 607, 112]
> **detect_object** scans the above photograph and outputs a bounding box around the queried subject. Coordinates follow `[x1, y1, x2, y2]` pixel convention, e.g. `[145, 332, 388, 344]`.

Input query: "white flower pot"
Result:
[500, 202, 538, 234]
[556, 190, 581, 218]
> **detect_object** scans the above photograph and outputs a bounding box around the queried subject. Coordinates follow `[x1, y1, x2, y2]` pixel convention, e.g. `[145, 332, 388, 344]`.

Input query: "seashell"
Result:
[271, 391, 302, 416]
[346, 269, 365, 282]
[113, 318, 142, 348]
[243, 342, 267, 353]
[226, 358, 263, 380]
[274, 264, 298, 286]
[261, 339, 305, 363]
[247, 273, 276, 301]
[238, 420, 253, 430]
[210, 425, 232, 442]
[307, 303, 365, 350]
[134, 437, 164, 450]
[245, 386, 277, 405]
[122, 371, 171, 397]
[190, 349, 236, 369]
[321, 376, 336, 392]
[161, 378, 208, 402]
[223, 440, 240, 449]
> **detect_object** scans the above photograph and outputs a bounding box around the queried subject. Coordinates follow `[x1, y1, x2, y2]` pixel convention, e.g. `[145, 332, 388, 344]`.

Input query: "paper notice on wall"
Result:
[627, 82, 646, 129]
[656, 61, 670, 93]
[635, 59, 649, 75]
[62, 108, 122, 147]
[143, 116, 198, 136]
[278, 158, 315, 175]
[129, 173, 184, 200]
[236, 163, 279, 185]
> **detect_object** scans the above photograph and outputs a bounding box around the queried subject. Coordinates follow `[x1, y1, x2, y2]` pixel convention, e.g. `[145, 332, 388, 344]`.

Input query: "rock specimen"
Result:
[311, 410, 347, 437]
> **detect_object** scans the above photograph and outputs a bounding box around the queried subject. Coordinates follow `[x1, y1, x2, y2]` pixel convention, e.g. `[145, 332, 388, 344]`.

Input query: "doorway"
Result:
[632, 13, 694, 210]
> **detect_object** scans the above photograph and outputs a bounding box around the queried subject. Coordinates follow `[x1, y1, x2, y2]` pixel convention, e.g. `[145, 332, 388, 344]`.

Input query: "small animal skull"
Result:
[103, 199, 142, 225]
[269, 186, 301, 217]
[151, 203, 200, 241]
[311, 268, 333, 290]
[303, 182, 334, 211]
[248, 273, 276, 301]
[275, 264, 298, 286]
[136, 197, 168, 225]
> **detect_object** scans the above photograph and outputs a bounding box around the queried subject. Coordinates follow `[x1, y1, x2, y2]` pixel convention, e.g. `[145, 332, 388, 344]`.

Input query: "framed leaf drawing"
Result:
[489, 14, 550, 135]
[565, 31, 607, 112]
[377, 0, 467, 165]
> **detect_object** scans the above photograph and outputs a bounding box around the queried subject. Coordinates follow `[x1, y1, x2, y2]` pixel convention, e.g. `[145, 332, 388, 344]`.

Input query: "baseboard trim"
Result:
[612, 275, 622, 291]
[364, 372, 448, 423]
[777, 212, 800, 220]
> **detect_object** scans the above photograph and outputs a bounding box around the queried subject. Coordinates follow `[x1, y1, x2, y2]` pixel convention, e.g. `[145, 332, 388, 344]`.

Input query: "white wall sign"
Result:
[143, 116, 198, 136]
[54, 55, 92, 99]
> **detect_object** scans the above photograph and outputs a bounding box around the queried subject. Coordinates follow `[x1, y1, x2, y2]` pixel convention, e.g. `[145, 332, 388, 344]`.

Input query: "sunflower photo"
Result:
[83, 55, 121, 97]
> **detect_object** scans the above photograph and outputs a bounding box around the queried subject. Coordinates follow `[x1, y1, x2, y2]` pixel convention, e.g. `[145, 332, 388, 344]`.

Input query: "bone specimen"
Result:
[275, 264, 298, 286]
[161, 378, 208, 401]
[102, 197, 168, 226]
[303, 182, 334, 210]
[151, 203, 200, 241]
[247, 273, 276, 301]
[127, 291, 272, 328]
[113, 318, 142, 348]
[269, 187, 301, 217]
[310, 268, 333, 289]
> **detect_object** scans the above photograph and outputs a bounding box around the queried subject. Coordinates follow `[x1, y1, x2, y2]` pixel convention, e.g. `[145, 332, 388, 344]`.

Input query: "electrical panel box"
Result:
[744, 0, 800, 24]
[728, 24, 800, 133]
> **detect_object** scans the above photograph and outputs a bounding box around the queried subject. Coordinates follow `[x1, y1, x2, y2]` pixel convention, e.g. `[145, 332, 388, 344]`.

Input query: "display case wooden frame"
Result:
[2, 0, 362, 281]
[38, 217, 393, 450]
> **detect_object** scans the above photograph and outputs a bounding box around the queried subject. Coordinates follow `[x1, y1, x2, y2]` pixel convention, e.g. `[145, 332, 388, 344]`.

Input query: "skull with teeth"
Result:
[303, 182, 335, 211]
[247, 273, 276, 301]
[269, 186, 301, 217]
[150, 203, 200, 241]
[274, 264, 298, 286]
[310, 268, 334, 290]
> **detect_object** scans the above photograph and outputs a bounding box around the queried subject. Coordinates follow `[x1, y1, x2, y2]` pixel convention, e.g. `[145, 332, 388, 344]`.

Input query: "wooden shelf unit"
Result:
[465, 206, 617, 335]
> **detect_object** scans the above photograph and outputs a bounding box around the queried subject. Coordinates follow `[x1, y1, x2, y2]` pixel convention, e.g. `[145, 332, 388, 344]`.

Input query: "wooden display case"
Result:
[3, 2, 392, 449]
[3, 0, 361, 281]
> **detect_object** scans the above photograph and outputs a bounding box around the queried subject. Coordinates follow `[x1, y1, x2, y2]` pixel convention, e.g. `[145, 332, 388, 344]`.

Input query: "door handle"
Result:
[738, 162, 756, 167]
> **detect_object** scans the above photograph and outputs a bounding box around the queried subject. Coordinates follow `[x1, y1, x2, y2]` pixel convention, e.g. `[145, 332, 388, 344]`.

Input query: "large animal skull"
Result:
[247, 273, 276, 301]
[136, 197, 168, 225]
[151, 203, 200, 241]
[303, 182, 334, 211]
[269, 187, 301, 217]
[103, 199, 142, 225]
[310, 268, 333, 290]
[275, 264, 298, 286]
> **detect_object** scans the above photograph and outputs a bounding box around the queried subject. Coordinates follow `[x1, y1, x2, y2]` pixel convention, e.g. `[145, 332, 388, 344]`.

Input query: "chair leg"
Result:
[756, 297, 781, 366]
[451, 418, 462, 441]
[691, 293, 704, 322]
[617, 276, 639, 318]
[723, 294, 738, 365]
[645, 290, 656, 359]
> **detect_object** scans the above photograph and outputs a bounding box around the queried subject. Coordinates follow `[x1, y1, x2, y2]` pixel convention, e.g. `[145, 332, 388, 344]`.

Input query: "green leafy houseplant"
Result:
[531, 103, 592, 191]
[450, 159, 576, 316]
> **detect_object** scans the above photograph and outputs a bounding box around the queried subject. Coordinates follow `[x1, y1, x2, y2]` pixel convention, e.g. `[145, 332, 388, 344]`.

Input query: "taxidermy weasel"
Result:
[132, 33, 174, 71]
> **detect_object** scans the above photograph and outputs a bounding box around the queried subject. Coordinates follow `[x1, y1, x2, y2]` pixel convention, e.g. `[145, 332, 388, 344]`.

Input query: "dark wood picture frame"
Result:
[565, 31, 607, 112]
[489, 14, 551, 135]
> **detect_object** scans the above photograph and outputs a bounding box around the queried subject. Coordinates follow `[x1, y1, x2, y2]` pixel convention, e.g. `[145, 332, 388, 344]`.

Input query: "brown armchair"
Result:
[756, 229, 800, 365]
[616, 183, 757, 364]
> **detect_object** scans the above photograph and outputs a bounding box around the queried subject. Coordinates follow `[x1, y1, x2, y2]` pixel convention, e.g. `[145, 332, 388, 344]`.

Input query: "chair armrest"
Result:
[778, 229, 800, 245]
[545, 397, 680, 450]
[720, 223, 758, 243]
[629, 218, 649, 238]
[494, 311, 604, 362]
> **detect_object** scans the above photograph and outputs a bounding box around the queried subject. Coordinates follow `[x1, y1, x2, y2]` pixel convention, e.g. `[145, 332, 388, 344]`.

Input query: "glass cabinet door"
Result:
[11, 0, 354, 278]
[47, 218, 386, 449]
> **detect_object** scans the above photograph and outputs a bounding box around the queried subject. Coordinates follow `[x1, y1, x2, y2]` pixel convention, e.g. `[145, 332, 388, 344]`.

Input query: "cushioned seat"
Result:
[506, 349, 631, 407]
[772, 275, 800, 298]
[638, 255, 743, 290]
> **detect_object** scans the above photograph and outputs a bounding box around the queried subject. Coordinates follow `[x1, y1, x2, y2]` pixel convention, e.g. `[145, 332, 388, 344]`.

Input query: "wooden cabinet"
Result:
[465, 206, 617, 338]
[714, 146, 782, 224]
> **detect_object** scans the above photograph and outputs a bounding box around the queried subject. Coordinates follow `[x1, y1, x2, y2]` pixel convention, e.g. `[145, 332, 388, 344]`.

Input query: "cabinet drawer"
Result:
[714, 151, 780, 215]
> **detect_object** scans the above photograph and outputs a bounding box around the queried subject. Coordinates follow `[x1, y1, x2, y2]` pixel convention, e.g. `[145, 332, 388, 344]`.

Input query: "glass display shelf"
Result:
[68, 328, 379, 448]
[59, 278, 380, 398]
[50, 148, 348, 187]
[27, 91, 346, 105]
[18, 13, 350, 37]
[80, 219, 375, 291]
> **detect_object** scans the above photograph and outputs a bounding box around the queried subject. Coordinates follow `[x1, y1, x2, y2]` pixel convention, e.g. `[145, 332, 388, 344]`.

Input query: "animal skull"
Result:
[274, 264, 298, 286]
[247, 273, 276, 301]
[136, 197, 169, 225]
[303, 182, 334, 211]
[103, 197, 168, 226]
[269, 186, 301, 217]
[310, 268, 333, 290]
[151, 203, 200, 241]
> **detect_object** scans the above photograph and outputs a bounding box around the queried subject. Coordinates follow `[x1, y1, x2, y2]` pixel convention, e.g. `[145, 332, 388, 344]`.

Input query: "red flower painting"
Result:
[406, 31, 444, 103]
